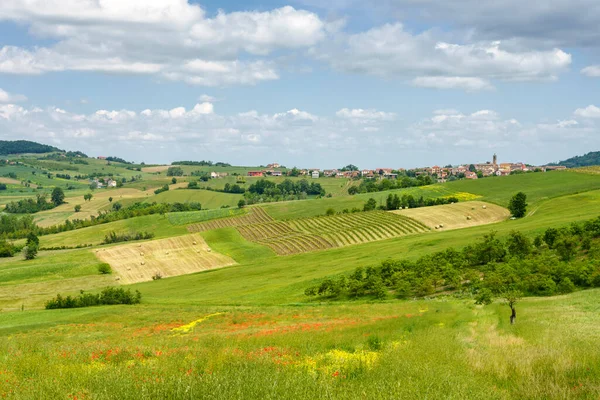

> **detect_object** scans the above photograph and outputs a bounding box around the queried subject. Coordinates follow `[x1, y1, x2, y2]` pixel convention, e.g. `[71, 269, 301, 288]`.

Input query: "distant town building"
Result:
[311, 170, 320, 179]
[248, 171, 264, 177]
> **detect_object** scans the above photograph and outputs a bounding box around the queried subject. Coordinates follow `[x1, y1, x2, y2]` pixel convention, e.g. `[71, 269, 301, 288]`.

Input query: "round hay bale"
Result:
[482, 205, 487, 209]
[127, 267, 131, 271]
[192, 241, 197, 245]
[140, 252, 144, 256]
[138, 244, 142, 248]
[165, 251, 169, 255]
[207, 248, 212, 252]
[439, 224, 444, 228]
[435, 226, 439, 229]
[467, 216, 472, 220]
[115, 277, 121, 281]
[141, 261, 145, 265]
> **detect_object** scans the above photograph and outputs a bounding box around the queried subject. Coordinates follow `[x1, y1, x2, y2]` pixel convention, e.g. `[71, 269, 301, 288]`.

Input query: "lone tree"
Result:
[503, 289, 523, 325]
[23, 245, 38, 260]
[26, 232, 39, 248]
[476, 288, 523, 325]
[84, 193, 93, 202]
[51, 187, 65, 206]
[237, 199, 246, 209]
[363, 198, 377, 212]
[74, 204, 82, 212]
[508, 192, 528, 218]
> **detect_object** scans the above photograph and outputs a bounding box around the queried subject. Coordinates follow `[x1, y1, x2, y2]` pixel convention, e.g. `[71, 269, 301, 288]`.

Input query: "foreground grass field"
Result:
[1, 290, 599, 399]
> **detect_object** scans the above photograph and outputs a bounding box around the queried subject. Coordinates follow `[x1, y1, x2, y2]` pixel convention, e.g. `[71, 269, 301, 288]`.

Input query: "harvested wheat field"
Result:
[392, 201, 510, 231]
[95, 234, 236, 284]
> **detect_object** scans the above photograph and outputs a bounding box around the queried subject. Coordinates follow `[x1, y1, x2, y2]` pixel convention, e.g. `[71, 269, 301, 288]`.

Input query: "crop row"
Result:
[187, 207, 273, 232]
[238, 222, 296, 242]
[260, 234, 336, 256]
[233, 210, 429, 256]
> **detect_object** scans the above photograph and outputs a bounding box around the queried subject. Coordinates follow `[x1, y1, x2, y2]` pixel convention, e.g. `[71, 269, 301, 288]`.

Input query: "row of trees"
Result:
[348, 175, 434, 195]
[248, 179, 325, 197]
[102, 231, 155, 244]
[363, 194, 460, 212]
[1, 201, 202, 240]
[305, 216, 600, 322]
[45, 287, 141, 310]
[172, 161, 231, 167]
[5, 188, 65, 213]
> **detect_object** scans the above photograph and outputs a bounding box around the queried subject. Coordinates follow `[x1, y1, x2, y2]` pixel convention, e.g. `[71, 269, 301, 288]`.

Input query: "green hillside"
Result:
[0, 140, 62, 155]
[2, 158, 600, 399]
[557, 150, 600, 168]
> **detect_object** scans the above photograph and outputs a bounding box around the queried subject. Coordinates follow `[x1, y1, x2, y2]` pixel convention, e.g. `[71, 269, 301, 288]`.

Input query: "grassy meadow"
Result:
[2, 160, 600, 399]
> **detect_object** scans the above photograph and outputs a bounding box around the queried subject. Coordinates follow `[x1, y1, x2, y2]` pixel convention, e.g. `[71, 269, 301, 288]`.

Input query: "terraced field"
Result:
[288, 211, 430, 247]
[187, 207, 273, 232]
[194, 208, 430, 256]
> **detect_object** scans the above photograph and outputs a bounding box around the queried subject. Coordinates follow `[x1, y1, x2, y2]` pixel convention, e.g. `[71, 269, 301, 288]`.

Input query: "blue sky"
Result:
[0, 0, 599, 168]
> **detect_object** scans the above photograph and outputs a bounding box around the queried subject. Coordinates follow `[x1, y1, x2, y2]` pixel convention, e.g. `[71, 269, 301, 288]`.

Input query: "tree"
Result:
[503, 290, 522, 325]
[508, 192, 527, 218]
[112, 202, 123, 211]
[469, 164, 477, 173]
[238, 199, 246, 209]
[51, 187, 65, 206]
[171, 177, 177, 184]
[98, 263, 112, 275]
[506, 230, 531, 258]
[363, 198, 377, 212]
[108, 197, 113, 203]
[554, 234, 578, 261]
[84, 193, 93, 202]
[74, 204, 82, 212]
[26, 232, 39, 247]
[325, 208, 336, 216]
[166, 167, 184, 177]
[23, 245, 38, 260]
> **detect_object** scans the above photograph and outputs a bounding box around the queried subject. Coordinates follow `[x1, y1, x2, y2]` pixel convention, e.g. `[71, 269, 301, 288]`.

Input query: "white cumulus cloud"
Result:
[574, 105, 600, 118]
[0, 88, 27, 103]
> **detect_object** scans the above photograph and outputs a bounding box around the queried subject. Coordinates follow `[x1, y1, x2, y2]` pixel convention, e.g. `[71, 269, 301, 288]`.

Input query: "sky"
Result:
[0, 0, 599, 168]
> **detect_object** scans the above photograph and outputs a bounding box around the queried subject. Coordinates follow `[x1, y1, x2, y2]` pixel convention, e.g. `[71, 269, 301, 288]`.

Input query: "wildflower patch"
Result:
[172, 312, 225, 334]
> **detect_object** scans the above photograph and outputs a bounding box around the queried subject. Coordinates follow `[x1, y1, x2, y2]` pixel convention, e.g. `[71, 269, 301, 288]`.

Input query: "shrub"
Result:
[23, 245, 38, 260]
[0, 240, 16, 258]
[474, 288, 493, 305]
[152, 272, 163, 281]
[325, 208, 336, 216]
[74, 204, 82, 212]
[557, 278, 576, 294]
[98, 263, 112, 275]
[154, 184, 169, 195]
